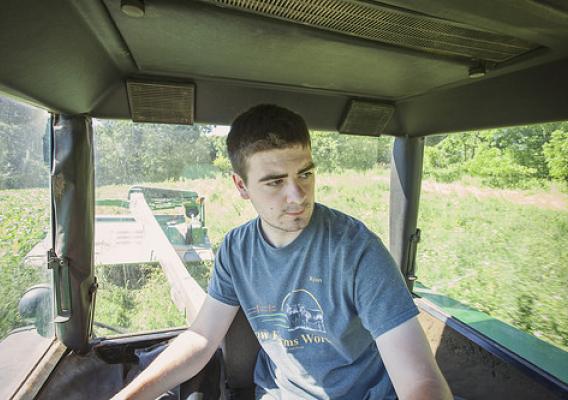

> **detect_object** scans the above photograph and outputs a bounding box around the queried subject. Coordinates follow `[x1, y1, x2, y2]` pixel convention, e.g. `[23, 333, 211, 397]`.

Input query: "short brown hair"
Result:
[226, 104, 311, 181]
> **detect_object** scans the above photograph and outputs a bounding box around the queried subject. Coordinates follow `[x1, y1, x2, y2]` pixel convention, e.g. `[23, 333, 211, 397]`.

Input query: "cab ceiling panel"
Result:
[200, 0, 537, 63]
[373, 0, 568, 52]
[104, 0, 469, 99]
[0, 0, 126, 114]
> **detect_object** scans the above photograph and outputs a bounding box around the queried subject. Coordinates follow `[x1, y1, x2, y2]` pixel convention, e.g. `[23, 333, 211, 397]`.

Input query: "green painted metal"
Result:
[95, 199, 129, 208]
[414, 282, 568, 385]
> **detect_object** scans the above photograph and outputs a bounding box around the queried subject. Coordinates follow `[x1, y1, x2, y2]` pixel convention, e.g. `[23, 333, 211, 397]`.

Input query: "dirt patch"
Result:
[422, 180, 567, 211]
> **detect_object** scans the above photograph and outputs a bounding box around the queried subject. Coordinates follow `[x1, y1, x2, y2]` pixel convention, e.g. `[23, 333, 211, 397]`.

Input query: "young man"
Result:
[113, 105, 452, 400]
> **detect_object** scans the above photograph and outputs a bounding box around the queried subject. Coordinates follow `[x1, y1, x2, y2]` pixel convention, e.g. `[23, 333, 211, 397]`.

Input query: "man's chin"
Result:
[273, 216, 310, 233]
[287, 211, 313, 230]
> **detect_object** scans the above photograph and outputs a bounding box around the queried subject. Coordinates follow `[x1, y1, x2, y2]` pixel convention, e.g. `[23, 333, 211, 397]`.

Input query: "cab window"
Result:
[91, 123, 393, 336]
[0, 95, 52, 398]
[0, 95, 52, 340]
[416, 124, 568, 353]
[93, 120, 253, 336]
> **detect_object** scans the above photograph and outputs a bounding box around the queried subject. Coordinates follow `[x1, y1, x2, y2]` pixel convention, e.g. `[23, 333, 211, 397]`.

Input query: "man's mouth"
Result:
[285, 204, 309, 216]
[286, 209, 304, 216]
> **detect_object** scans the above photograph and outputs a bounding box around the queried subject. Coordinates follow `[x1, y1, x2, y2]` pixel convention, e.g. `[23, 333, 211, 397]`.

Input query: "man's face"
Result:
[232, 145, 315, 247]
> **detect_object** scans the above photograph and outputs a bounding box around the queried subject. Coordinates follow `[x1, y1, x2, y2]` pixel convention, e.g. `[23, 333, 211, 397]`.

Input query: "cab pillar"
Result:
[50, 114, 95, 353]
[389, 136, 424, 291]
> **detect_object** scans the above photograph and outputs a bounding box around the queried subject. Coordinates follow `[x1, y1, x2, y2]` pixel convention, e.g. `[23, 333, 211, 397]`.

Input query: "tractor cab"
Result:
[0, 1, 567, 399]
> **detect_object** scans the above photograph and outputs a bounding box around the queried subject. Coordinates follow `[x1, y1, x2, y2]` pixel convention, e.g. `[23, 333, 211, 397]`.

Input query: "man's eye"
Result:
[299, 171, 313, 179]
[267, 179, 284, 187]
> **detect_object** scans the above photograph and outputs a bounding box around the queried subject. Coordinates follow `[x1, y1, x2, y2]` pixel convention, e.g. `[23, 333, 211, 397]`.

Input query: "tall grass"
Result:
[0, 188, 49, 338]
[417, 189, 568, 350]
[94, 264, 186, 335]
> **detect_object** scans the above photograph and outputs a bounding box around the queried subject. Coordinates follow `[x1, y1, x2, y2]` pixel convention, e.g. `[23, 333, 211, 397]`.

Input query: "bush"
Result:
[311, 131, 340, 172]
[424, 146, 449, 169]
[311, 131, 389, 172]
[213, 155, 232, 175]
[429, 165, 465, 183]
[423, 146, 465, 182]
[543, 130, 568, 183]
[465, 147, 537, 188]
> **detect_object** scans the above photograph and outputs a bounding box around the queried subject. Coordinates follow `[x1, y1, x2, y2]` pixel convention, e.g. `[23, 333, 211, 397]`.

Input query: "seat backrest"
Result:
[222, 309, 260, 391]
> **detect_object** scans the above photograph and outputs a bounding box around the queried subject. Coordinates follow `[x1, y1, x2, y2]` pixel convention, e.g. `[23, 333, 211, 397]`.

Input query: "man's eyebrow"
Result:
[298, 162, 316, 175]
[258, 172, 288, 183]
[258, 161, 316, 183]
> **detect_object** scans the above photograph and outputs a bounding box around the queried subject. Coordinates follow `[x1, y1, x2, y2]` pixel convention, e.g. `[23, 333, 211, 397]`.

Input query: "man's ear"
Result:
[232, 173, 250, 200]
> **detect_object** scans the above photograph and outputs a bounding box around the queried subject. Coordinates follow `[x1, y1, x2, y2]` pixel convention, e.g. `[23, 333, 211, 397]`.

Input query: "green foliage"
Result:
[0, 97, 49, 189]
[417, 191, 568, 351]
[213, 155, 232, 175]
[209, 135, 232, 175]
[490, 125, 552, 179]
[181, 164, 218, 180]
[311, 131, 340, 172]
[95, 120, 214, 185]
[0, 188, 49, 338]
[94, 264, 186, 335]
[543, 129, 568, 183]
[311, 131, 392, 172]
[0, 257, 41, 338]
[437, 131, 485, 164]
[465, 147, 537, 188]
[423, 146, 465, 183]
[424, 123, 568, 189]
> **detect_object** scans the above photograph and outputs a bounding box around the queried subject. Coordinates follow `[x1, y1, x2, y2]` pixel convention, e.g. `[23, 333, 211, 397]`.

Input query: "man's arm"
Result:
[111, 295, 239, 400]
[376, 316, 453, 400]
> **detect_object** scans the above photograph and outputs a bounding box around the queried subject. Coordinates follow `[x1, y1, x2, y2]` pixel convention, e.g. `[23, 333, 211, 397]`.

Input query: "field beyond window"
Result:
[0, 96, 51, 342]
[417, 126, 568, 352]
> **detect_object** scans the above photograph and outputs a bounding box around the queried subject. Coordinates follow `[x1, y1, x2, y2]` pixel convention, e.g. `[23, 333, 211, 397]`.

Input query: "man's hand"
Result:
[110, 295, 239, 400]
[376, 317, 453, 400]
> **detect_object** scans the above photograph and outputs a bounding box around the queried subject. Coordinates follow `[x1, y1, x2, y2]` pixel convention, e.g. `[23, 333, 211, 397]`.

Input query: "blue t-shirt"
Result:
[208, 203, 419, 399]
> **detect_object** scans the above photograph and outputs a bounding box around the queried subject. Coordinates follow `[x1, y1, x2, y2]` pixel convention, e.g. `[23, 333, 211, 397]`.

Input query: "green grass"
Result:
[0, 188, 49, 338]
[1, 169, 567, 353]
[417, 190, 568, 351]
[94, 264, 186, 335]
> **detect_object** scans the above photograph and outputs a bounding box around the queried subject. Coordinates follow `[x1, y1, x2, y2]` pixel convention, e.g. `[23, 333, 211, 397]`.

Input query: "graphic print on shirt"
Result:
[248, 289, 329, 349]
[282, 289, 326, 333]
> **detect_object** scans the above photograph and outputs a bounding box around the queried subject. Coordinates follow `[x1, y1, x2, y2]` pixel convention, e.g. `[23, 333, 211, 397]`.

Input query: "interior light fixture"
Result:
[121, 0, 145, 18]
[469, 62, 486, 78]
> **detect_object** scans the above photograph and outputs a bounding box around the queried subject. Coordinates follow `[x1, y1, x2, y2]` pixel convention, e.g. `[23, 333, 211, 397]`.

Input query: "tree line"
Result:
[423, 122, 568, 188]
[1, 94, 567, 190]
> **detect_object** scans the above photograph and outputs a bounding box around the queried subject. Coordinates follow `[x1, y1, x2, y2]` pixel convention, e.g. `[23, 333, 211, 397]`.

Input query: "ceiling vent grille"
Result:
[126, 81, 195, 125]
[201, 0, 537, 62]
[339, 100, 394, 136]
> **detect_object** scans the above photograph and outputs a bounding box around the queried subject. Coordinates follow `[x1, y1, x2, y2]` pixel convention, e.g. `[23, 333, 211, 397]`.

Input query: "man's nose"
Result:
[286, 181, 306, 204]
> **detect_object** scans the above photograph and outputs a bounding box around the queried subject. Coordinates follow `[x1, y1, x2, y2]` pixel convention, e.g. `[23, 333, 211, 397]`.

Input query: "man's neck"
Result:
[259, 220, 304, 248]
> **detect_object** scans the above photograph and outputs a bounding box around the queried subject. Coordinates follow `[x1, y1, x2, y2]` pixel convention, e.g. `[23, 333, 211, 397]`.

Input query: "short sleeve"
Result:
[207, 237, 240, 306]
[354, 238, 419, 339]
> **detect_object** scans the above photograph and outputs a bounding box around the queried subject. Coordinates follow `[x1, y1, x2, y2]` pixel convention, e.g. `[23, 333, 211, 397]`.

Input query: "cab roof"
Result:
[1, 0, 567, 136]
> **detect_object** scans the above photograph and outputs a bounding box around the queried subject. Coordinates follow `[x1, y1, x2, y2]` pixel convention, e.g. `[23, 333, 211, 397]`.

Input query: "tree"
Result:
[311, 131, 340, 172]
[311, 131, 388, 172]
[465, 146, 537, 188]
[94, 120, 214, 185]
[423, 123, 568, 187]
[490, 125, 551, 179]
[543, 129, 568, 183]
[0, 96, 49, 189]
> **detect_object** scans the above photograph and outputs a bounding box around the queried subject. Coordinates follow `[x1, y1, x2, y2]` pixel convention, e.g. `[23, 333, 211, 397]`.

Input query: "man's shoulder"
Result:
[223, 217, 258, 243]
[316, 203, 373, 236]
[314, 203, 380, 251]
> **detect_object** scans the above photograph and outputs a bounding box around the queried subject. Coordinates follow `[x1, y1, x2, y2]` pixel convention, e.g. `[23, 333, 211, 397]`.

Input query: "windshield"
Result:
[91, 120, 394, 337]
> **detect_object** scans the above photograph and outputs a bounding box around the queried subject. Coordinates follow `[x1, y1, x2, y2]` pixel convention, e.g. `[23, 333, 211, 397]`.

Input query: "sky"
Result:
[211, 125, 230, 136]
